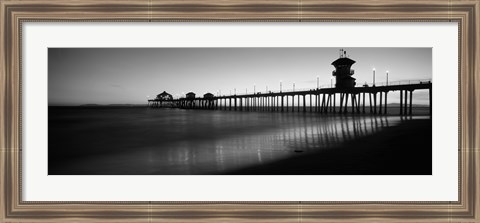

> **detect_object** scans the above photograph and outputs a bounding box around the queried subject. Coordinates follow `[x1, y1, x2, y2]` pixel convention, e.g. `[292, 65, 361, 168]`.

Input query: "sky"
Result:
[48, 48, 431, 105]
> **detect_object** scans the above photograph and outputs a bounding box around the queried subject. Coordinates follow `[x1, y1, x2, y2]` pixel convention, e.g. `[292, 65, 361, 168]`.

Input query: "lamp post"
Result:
[316, 76, 319, 89]
[373, 68, 376, 87]
[280, 80, 282, 92]
[254, 83, 256, 94]
[386, 70, 389, 86]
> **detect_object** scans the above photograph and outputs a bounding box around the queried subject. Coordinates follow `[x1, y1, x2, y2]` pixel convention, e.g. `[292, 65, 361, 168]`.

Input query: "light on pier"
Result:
[386, 70, 389, 86]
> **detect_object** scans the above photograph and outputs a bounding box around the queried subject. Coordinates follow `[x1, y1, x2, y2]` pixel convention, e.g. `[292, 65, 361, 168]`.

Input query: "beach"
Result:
[229, 119, 432, 174]
[48, 106, 431, 175]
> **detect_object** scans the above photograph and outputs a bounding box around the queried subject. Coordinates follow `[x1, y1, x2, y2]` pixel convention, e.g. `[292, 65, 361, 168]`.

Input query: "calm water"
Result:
[48, 106, 421, 175]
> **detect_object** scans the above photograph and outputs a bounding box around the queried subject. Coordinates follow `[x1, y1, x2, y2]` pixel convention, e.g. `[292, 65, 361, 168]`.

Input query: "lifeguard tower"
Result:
[331, 49, 356, 89]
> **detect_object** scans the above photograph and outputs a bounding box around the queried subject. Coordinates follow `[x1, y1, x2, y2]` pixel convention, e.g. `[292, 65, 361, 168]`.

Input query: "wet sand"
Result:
[228, 119, 432, 175]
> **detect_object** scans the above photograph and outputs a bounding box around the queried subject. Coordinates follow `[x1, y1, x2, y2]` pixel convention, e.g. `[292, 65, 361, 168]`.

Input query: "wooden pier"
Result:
[148, 81, 432, 116]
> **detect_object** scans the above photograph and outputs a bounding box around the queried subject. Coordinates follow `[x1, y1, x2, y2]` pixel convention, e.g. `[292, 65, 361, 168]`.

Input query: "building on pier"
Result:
[204, 93, 214, 99]
[332, 49, 356, 89]
[156, 91, 173, 101]
[186, 92, 196, 99]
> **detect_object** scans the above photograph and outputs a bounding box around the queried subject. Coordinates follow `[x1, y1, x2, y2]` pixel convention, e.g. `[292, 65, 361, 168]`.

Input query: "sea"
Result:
[48, 106, 429, 175]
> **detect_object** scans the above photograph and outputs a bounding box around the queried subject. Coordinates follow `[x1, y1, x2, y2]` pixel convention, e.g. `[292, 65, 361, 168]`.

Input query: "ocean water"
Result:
[48, 106, 424, 175]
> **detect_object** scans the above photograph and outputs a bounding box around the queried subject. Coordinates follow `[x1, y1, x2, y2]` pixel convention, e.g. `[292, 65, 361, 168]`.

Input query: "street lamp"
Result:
[386, 70, 389, 86]
[373, 68, 376, 87]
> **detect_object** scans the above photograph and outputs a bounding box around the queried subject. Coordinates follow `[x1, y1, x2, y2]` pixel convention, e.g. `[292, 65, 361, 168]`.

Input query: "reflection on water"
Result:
[48, 107, 419, 175]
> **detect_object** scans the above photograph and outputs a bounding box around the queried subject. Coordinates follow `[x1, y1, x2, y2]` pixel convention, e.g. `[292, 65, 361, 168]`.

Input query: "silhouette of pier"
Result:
[148, 80, 431, 116]
[148, 49, 432, 116]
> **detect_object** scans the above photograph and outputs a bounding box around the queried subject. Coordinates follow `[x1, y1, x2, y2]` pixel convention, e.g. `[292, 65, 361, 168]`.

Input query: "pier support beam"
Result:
[344, 93, 349, 114]
[303, 95, 306, 113]
[292, 95, 295, 112]
[409, 90, 413, 115]
[333, 93, 336, 112]
[309, 94, 313, 112]
[362, 92, 366, 113]
[339, 93, 344, 114]
[351, 93, 355, 114]
[368, 93, 372, 114]
[285, 96, 289, 112]
[355, 94, 361, 113]
[320, 94, 325, 113]
[297, 95, 301, 112]
[384, 92, 388, 114]
[379, 92, 383, 114]
[271, 96, 274, 112]
[400, 90, 403, 115]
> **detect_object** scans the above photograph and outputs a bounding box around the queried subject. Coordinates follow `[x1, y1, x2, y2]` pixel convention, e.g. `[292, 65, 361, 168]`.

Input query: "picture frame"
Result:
[1, 0, 478, 222]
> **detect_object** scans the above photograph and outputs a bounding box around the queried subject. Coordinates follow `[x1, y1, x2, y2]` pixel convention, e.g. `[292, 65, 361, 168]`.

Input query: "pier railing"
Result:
[214, 78, 432, 96]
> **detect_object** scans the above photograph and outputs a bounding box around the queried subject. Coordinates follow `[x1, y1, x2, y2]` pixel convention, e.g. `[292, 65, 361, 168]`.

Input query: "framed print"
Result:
[1, 0, 479, 222]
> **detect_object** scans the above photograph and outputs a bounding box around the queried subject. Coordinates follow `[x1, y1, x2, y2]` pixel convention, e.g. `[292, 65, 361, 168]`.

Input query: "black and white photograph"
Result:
[48, 47, 432, 175]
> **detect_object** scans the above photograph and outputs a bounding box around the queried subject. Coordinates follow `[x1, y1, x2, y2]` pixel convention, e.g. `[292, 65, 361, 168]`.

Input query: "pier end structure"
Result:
[332, 49, 356, 89]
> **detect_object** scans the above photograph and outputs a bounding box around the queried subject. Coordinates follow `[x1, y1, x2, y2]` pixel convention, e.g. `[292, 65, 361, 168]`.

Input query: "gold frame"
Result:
[1, 0, 479, 222]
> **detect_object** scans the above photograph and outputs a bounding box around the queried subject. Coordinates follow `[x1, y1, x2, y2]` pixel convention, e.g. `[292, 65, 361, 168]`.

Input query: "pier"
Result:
[148, 80, 431, 116]
[148, 49, 432, 116]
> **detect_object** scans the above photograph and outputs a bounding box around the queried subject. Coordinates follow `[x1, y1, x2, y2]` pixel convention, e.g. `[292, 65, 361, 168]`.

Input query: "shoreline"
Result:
[227, 118, 432, 175]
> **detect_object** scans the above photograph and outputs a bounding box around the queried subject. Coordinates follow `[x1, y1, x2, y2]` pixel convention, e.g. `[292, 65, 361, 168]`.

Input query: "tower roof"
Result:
[331, 57, 356, 66]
